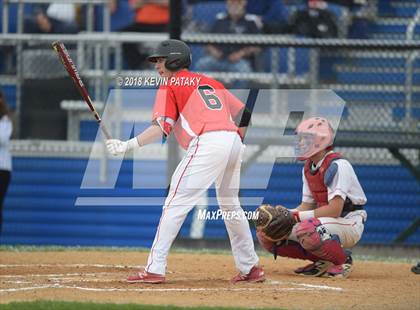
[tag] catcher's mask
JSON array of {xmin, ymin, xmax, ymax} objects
[
  {"xmin": 294, "ymin": 117, "xmax": 334, "ymax": 161},
  {"xmin": 147, "ymin": 39, "xmax": 192, "ymax": 71}
]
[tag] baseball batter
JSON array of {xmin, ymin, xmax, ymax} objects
[
  {"xmin": 256, "ymin": 117, "xmax": 367, "ymax": 278},
  {"xmin": 106, "ymin": 39, "xmax": 264, "ymax": 284}
]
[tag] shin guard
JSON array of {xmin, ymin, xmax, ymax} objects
[{"xmin": 296, "ymin": 218, "xmax": 346, "ymax": 265}]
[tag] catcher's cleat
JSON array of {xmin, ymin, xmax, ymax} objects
[
  {"xmin": 294, "ymin": 262, "xmax": 317, "ymax": 274},
  {"xmin": 324, "ymin": 255, "xmax": 353, "ymax": 278},
  {"xmin": 231, "ymin": 266, "xmax": 266, "ymax": 283},
  {"xmin": 411, "ymin": 262, "xmax": 420, "ymax": 275},
  {"xmin": 126, "ymin": 269, "xmax": 165, "ymax": 284},
  {"xmin": 294, "ymin": 260, "xmax": 332, "ymax": 277}
]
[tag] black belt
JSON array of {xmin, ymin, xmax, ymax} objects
[{"xmin": 341, "ymin": 198, "xmax": 364, "ymax": 217}]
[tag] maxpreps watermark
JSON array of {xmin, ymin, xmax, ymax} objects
[
  {"xmin": 197, "ymin": 209, "xmax": 259, "ymax": 221},
  {"xmin": 116, "ymin": 76, "xmax": 201, "ymax": 87}
]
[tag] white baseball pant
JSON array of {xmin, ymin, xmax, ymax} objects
[
  {"xmin": 145, "ymin": 131, "xmax": 259, "ymax": 275},
  {"xmin": 289, "ymin": 210, "xmax": 367, "ymax": 248}
]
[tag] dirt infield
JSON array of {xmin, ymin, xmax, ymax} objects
[{"xmin": 0, "ymin": 250, "xmax": 418, "ymax": 309}]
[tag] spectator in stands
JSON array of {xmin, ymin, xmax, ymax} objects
[
  {"xmin": 119, "ymin": 0, "xmax": 169, "ymax": 69},
  {"xmin": 195, "ymin": 0, "xmax": 261, "ymax": 87},
  {"xmin": 0, "ymin": 90, "xmax": 12, "ymax": 240},
  {"xmin": 289, "ymin": 0, "xmax": 339, "ymax": 38},
  {"xmin": 24, "ymin": 3, "xmax": 79, "ymax": 34},
  {"xmin": 246, "ymin": 0, "xmax": 289, "ymax": 34}
]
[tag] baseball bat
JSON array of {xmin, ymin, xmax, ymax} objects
[{"xmin": 52, "ymin": 41, "xmax": 112, "ymax": 139}]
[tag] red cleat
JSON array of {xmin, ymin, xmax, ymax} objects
[
  {"xmin": 231, "ymin": 266, "xmax": 265, "ymax": 283},
  {"xmin": 126, "ymin": 269, "xmax": 165, "ymax": 284}
]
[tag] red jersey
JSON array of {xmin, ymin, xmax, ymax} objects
[{"xmin": 152, "ymin": 70, "xmax": 245, "ymax": 149}]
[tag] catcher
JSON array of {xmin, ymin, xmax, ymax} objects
[{"xmin": 255, "ymin": 117, "xmax": 367, "ymax": 278}]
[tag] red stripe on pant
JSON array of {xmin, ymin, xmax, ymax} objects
[{"xmin": 146, "ymin": 139, "xmax": 200, "ymax": 273}]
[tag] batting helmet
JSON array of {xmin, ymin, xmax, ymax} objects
[
  {"xmin": 294, "ymin": 117, "xmax": 334, "ymax": 161},
  {"xmin": 147, "ymin": 39, "xmax": 192, "ymax": 71}
]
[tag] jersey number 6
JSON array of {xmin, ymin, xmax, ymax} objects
[{"xmin": 198, "ymin": 85, "xmax": 223, "ymax": 110}]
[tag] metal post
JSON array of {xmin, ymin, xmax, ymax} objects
[
  {"xmin": 102, "ymin": 1, "xmax": 111, "ymax": 103},
  {"xmin": 287, "ymin": 48, "xmax": 296, "ymax": 78},
  {"xmin": 270, "ymin": 48, "xmax": 280, "ymax": 117},
  {"xmin": 190, "ymin": 196, "xmax": 209, "ymax": 239},
  {"xmin": 405, "ymin": 8, "xmax": 420, "ymax": 132},
  {"xmin": 94, "ymin": 44, "xmax": 102, "ymax": 101},
  {"xmin": 103, "ymin": 1, "xmax": 111, "ymax": 33},
  {"xmin": 309, "ymin": 48, "xmax": 320, "ymax": 88},
  {"xmin": 167, "ymin": 0, "xmax": 182, "ymax": 183},
  {"xmin": 15, "ymin": 0, "xmax": 25, "ymax": 138},
  {"xmin": 87, "ymin": 2, "xmax": 94, "ymax": 32},
  {"xmin": 115, "ymin": 43, "xmax": 123, "ymax": 140},
  {"xmin": 404, "ymin": 52, "xmax": 417, "ymax": 131},
  {"xmin": 77, "ymin": 40, "xmax": 84, "ymax": 70},
  {"xmin": 100, "ymin": 2, "xmax": 111, "ymax": 185},
  {"xmin": 101, "ymin": 44, "xmax": 109, "ymax": 104},
  {"xmin": 115, "ymin": 43, "xmax": 123, "ymax": 74},
  {"xmin": 100, "ymin": 0, "xmax": 111, "ymax": 112},
  {"xmin": 2, "ymin": 0, "xmax": 9, "ymax": 33},
  {"xmin": 86, "ymin": 2, "xmax": 95, "ymax": 73},
  {"xmin": 169, "ymin": 0, "xmax": 181, "ymax": 39},
  {"xmin": 17, "ymin": 0, "xmax": 24, "ymax": 34}
]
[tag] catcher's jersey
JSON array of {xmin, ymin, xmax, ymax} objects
[
  {"xmin": 302, "ymin": 158, "xmax": 367, "ymax": 206},
  {"xmin": 152, "ymin": 69, "xmax": 244, "ymax": 149}
]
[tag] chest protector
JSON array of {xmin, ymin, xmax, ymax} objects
[{"xmin": 304, "ymin": 152, "xmax": 342, "ymax": 208}]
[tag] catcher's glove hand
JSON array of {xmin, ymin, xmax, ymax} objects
[{"xmin": 254, "ymin": 204, "xmax": 296, "ymax": 242}]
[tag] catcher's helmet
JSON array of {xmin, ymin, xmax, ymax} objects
[
  {"xmin": 147, "ymin": 39, "xmax": 192, "ymax": 71},
  {"xmin": 294, "ymin": 117, "xmax": 334, "ymax": 161}
]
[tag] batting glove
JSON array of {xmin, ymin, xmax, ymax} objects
[{"xmin": 106, "ymin": 138, "xmax": 139, "ymax": 156}]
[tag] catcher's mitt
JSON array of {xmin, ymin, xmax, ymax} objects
[{"xmin": 254, "ymin": 204, "xmax": 296, "ymax": 242}]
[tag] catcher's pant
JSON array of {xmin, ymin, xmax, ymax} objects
[
  {"xmin": 289, "ymin": 210, "xmax": 367, "ymax": 249},
  {"xmin": 145, "ymin": 131, "xmax": 259, "ymax": 275}
]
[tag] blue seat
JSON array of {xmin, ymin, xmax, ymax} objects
[
  {"xmin": 336, "ymin": 90, "xmax": 406, "ymax": 102},
  {"xmin": 1, "ymin": 85, "xmax": 16, "ymax": 110},
  {"xmin": 263, "ymin": 47, "xmax": 310, "ymax": 75},
  {"xmin": 190, "ymin": 45, "xmax": 206, "ymax": 70},
  {"xmin": 392, "ymin": 107, "xmax": 420, "ymax": 120},
  {"xmin": 94, "ymin": 0, "xmax": 134, "ymax": 31},
  {"xmin": 378, "ymin": 1, "xmax": 418, "ymax": 18},
  {"xmin": 191, "ymin": 1, "xmax": 226, "ymax": 31},
  {"xmin": 1, "ymin": 2, "xmax": 34, "ymax": 33},
  {"xmin": 369, "ymin": 23, "xmax": 406, "ymax": 35},
  {"xmin": 111, "ymin": 0, "xmax": 134, "ymax": 31},
  {"xmin": 336, "ymin": 72, "xmax": 420, "ymax": 85}
]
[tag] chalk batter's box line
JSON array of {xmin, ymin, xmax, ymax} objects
[
  {"xmin": 0, "ymin": 284, "xmax": 342, "ymax": 293},
  {"xmin": 0, "ymin": 263, "xmax": 343, "ymax": 293}
]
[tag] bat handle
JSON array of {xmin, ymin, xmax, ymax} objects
[{"xmin": 99, "ymin": 122, "xmax": 112, "ymax": 140}]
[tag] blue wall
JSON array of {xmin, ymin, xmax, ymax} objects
[{"xmin": 1, "ymin": 157, "xmax": 419, "ymax": 246}]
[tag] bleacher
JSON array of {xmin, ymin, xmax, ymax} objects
[{"xmin": 318, "ymin": 0, "xmax": 420, "ymax": 125}]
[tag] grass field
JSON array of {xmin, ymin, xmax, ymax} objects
[{"xmin": 0, "ymin": 301, "xmax": 282, "ymax": 310}]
